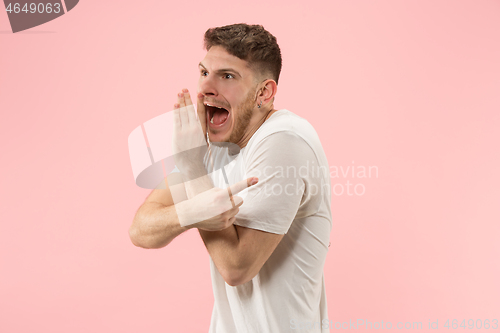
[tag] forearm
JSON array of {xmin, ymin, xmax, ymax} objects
[
  {"xmin": 182, "ymin": 166, "xmax": 214, "ymax": 199},
  {"xmin": 198, "ymin": 226, "xmax": 251, "ymax": 286},
  {"xmin": 185, "ymin": 167, "xmax": 253, "ymax": 284},
  {"xmin": 129, "ymin": 202, "xmax": 191, "ymax": 249}
]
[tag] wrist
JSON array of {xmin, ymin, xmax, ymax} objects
[
  {"xmin": 174, "ymin": 199, "xmax": 196, "ymax": 229},
  {"xmin": 180, "ymin": 163, "xmax": 207, "ymax": 181},
  {"xmin": 183, "ymin": 173, "xmax": 214, "ymax": 199}
]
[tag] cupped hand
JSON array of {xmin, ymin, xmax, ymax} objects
[
  {"xmin": 172, "ymin": 89, "xmax": 208, "ymax": 175},
  {"xmin": 196, "ymin": 91, "xmax": 208, "ymax": 143}
]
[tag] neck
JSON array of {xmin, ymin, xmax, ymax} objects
[{"xmin": 236, "ymin": 107, "xmax": 278, "ymax": 149}]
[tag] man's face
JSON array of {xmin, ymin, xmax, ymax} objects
[{"xmin": 198, "ymin": 46, "xmax": 259, "ymax": 144}]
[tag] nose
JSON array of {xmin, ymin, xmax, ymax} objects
[{"xmin": 198, "ymin": 73, "xmax": 218, "ymax": 97}]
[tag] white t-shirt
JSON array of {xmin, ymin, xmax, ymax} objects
[{"xmin": 200, "ymin": 109, "xmax": 333, "ymax": 333}]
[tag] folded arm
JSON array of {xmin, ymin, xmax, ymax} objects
[{"xmin": 198, "ymin": 225, "xmax": 284, "ymax": 286}]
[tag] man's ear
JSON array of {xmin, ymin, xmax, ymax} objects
[{"xmin": 257, "ymin": 79, "xmax": 278, "ymax": 105}]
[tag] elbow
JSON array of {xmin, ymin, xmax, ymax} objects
[
  {"xmin": 128, "ymin": 224, "xmax": 151, "ymax": 249},
  {"xmin": 128, "ymin": 224, "xmax": 169, "ymax": 249},
  {"xmin": 128, "ymin": 211, "xmax": 159, "ymax": 249},
  {"xmin": 224, "ymin": 275, "xmax": 245, "ymax": 287},
  {"xmin": 221, "ymin": 268, "xmax": 255, "ymax": 287},
  {"xmin": 128, "ymin": 225, "xmax": 143, "ymax": 248}
]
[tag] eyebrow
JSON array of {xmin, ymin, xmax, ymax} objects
[{"xmin": 199, "ymin": 62, "xmax": 242, "ymax": 78}]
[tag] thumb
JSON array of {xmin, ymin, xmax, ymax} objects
[
  {"xmin": 196, "ymin": 93, "xmax": 207, "ymax": 141},
  {"xmin": 232, "ymin": 195, "xmax": 243, "ymax": 208}
]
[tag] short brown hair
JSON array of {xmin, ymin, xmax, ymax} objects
[{"xmin": 203, "ymin": 23, "xmax": 282, "ymax": 85}]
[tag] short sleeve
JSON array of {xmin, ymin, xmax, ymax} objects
[{"xmin": 234, "ymin": 131, "xmax": 322, "ymax": 234}]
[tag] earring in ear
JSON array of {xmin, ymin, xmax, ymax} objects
[{"xmin": 257, "ymin": 101, "xmax": 263, "ymax": 109}]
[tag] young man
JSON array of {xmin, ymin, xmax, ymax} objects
[{"xmin": 129, "ymin": 23, "xmax": 332, "ymax": 332}]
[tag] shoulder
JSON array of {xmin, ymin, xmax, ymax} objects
[
  {"xmin": 244, "ymin": 109, "xmax": 318, "ymax": 155},
  {"xmin": 256, "ymin": 109, "xmax": 315, "ymax": 136},
  {"xmin": 245, "ymin": 129, "xmax": 313, "ymax": 159}
]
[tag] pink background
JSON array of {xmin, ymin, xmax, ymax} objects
[{"xmin": 1, "ymin": 1, "xmax": 499, "ymax": 332}]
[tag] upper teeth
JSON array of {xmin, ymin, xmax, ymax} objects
[
  {"xmin": 206, "ymin": 103, "xmax": 223, "ymax": 109},
  {"xmin": 206, "ymin": 103, "xmax": 226, "ymax": 124}
]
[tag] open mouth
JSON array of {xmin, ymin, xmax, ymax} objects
[{"xmin": 205, "ymin": 103, "xmax": 230, "ymax": 127}]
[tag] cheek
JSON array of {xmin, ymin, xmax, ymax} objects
[{"xmin": 224, "ymin": 86, "xmax": 246, "ymax": 104}]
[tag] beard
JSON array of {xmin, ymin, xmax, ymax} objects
[{"xmin": 227, "ymin": 90, "xmax": 254, "ymax": 144}]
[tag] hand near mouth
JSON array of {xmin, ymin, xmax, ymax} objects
[
  {"xmin": 196, "ymin": 91, "xmax": 208, "ymax": 144},
  {"xmin": 172, "ymin": 89, "xmax": 208, "ymax": 179}
]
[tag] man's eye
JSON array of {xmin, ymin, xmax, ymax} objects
[
  {"xmin": 224, "ymin": 74, "xmax": 234, "ymax": 79},
  {"xmin": 201, "ymin": 70, "xmax": 208, "ymax": 76}
]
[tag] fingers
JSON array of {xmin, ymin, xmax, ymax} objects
[
  {"xmin": 182, "ymin": 88, "xmax": 192, "ymax": 104},
  {"xmin": 228, "ymin": 177, "xmax": 259, "ymax": 197},
  {"xmin": 173, "ymin": 107, "xmax": 181, "ymax": 129},
  {"xmin": 227, "ymin": 216, "xmax": 236, "ymax": 226},
  {"xmin": 197, "ymin": 92, "xmax": 207, "ymax": 139},
  {"xmin": 224, "ymin": 203, "xmax": 240, "ymax": 226},
  {"xmin": 182, "ymin": 89, "xmax": 198, "ymax": 124},
  {"xmin": 177, "ymin": 92, "xmax": 189, "ymax": 125},
  {"xmin": 178, "ymin": 92, "xmax": 186, "ymax": 108},
  {"xmin": 196, "ymin": 92, "xmax": 206, "ymax": 118},
  {"xmin": 232, "ymin": 195, "xmax": 244, "ymax": 208},
  {"xmin": 173, "ymin": 89, "xmax": 208, "ymax": 144},
  {"xmin": 175, "ymin": 89, "xmax": 198, "ymax": 125}
]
